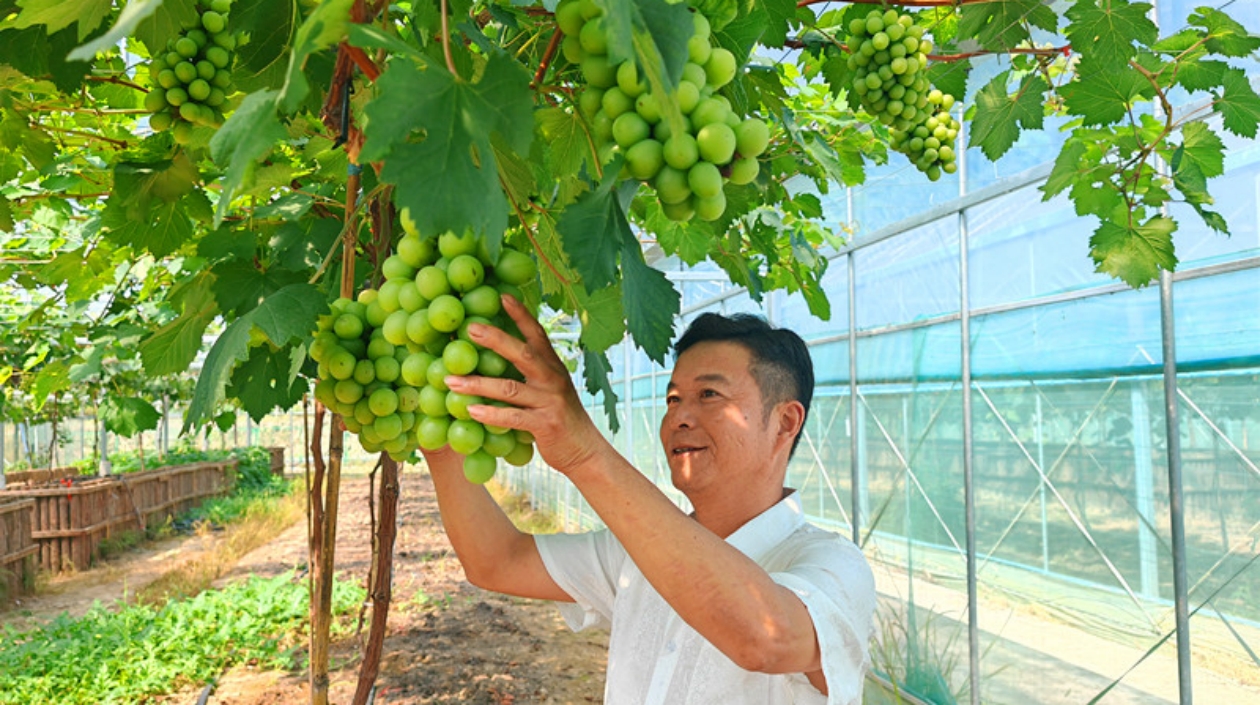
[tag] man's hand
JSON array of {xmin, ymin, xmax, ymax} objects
[{"xmin": 444, "ymin": 294, "xmax": 607, "ymax": 477}]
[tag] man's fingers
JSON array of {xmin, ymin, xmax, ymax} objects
[{"xmin": 446, "ymin": 373, "xmax": 537, "ymax": 407}]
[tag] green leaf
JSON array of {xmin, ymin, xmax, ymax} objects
[
  {"xmin": 101, "ymin": 199, "xmax": 193, "ymax": 258},
  {"xmin": 250, "ymin": 283, "xmax": 328, "ymax": 345},
  {"xmin": 1216, "ymin": 69, "xmax": 1260, "ymax": 139},
  {"xmin": 210, "ymin": 259, "xmax": 307, "ymax": 318},
  {"xmin": 957, "ymin": 0, "xmax": 1058, "ymax": 51},
  {"xmin": 1191, "ymin": 6, "xmax": 1260, "ymax": 58},
  {"xmin": 581, "ymin": 348, "xmax": 620, "ymax": 435},
  {"xmin": 493, "ymin": 134, "xmax": 536, "ymax": 211},
  {"xmin": 1065, "ymin": 0, "xmax": 1157, "ymax": 71},
  {"xmin": 102, "ymin": 396, "xmax": 161, "ymax": 437},
  {"xmin": 782, "ymin": 110, "xmax": 864, "ymax": 187},
  {"xmin": 368, "ymin": 55, "xmax": 534, "ymax": 238},
  {"xmin": 557, "ymin": 167, "xmax": 634, "ymax": 290},
  {"xmin": 535, "ymin": 107, "xmax": 595, "ymax": 182},
  {"xmin": 1174, "ymin": 59, "xmax": 1228, "ymax": 94},
  {"xmin": 1061, "ymin": 60, "xmax": 1149, "ymax": 126},
  {"xmin": 185, "ymin": 313, "xmax": 253, "ymax": 433},
  {"xmin": 232, "ymin": 0, "xmax": 300, "ymax": 93},
  {"xmin": 13, "ymin": 0, "xmax": 112, "ymax": 42},
  {"xmin": 347, "ymin": 22, "xmax": 427, "ymax": 63},
  {"xmin": 760, "ymin": 0, "xmax": 798, "ymax": 48},
  {"xmin": 279, "ymin": 0, "xmax": 353, "ymax": 113},
  {"xmin": 70, "ymin": 0, "xmax": 186, "ymax": 59},
  {"xmin": 1175, "ymin": 121, "xmax": 1225, "ymax": 179},
  {"xmin": 620, "ymin": 241, "xmax": 679, "ymax": 364},
  {"xmin": 647, "ymin": 203, "xmax": 712, "ymax": 265},
  {"xmin": 30, "ymin": 360, "xmax": 71, "ymax": 410},
  {"xmin": 139, "ymin": 302, "xmax": 218, "ymax": 376},
  {"xmin": 0, "ymin": 195, "xmax": 11, "ymax": 232},
  {"xmin": 576, "ymin": 285, "xmax": 626, "ymax": 353},
  {"xmin": 532, "ymin": 210, "xmax": 580, "ymax": 297},
  {"xmin": 228, "ymin": 344, "xmax": 309, "ymax": 421},
  {"xmin": 970, "ymin": 72, "xmax": 1048, "ymax": 161},
  {"xmin": 928, "ymin": 60, "xmax": 971, "ymax": 104},
  {"xmin": 597, "ymin": 0, "xmax": 691, "ymax": 85},
  {"xmin": 210, "ymin": 89, "xmax": 286, "ymax": 226},
  {"xmin": 1089, "ymin": 215, "xmax": 1177, "ymax": 287},
  {"xmin": 1042, "ymin": 139, "xmax": 1091, "ymax": 199}
]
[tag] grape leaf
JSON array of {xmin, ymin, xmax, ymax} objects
[
  {"xmin": 1042, "ymin": 138, "xmax": 1092, "ymax": 199},
  {"xmin": 597, "ymin": 0, "xmax": 690, "ymax": 87},
  {"xmin": 1089, "ymin": 216, "xmax": 1176, "ymax": 287},
  {"xmin": 581, "ymin": 348, "xmax": 620, "ymax": 434},
  {"xmin": 1173, "ymin": 122, "xmax": 1224, "ymax": 179},
  {"xmin": 1191, "ymin": 6, "xmax": 1260, "ymax": 58},
  {"xmin": 646, "ymin": 203, "xmax": 711, "ymax": 265},
  {"xmin": 970, "ymin": 72, "xmax": 1048, "ymax": 161},
  {"xmin": 532, "ymin": 210, "xmax": 580, "ymax": 297},
  {"xmin": 101, "ymin": 395, "xmax": 161, "ymax": 437},
  {"xmin": 557, "ymin": 166, "xmax": 634, "ymax": 290},
  {"xmin": 1216, "ymin": 69, "xmax": 1260, "ymax": 139},
  {"xmin": 250, "ymin": 283, "xmax": 328, "ymax": 345},
  {"xmin": 228, "ymin": 344, "xmax": 309, "ymax": 421},
  {"xmin": 576, "ymin": 284, "xmax": 626, "ymax": 353},
  {"xmin": 139, "ymin": 301, "xmax": 218, "ymax": 376},
  {"xmin": 30, "ymin": 360, "xmax": 70, "ymax": 410},
  {"xmin": 1065, "ymin": 0, "xmax": 1157, "ymax": 71},
  {"xmin": 13, "ymin": 0, "xmax": 111, "ymax": 42},
  {"xmin": 928, "ymin": 60, "xmax": 971, "ymax": 104},
  {"xmin": 0, "ymin": 195, "xmax": 11, "ymax": 233},
  {"xmin": 1174, "ymin": 59, "xmax": 1228, "ymax": 94},
  {"xmin": 233, "ymin": 0, "xmax": 300, "ymax": 93},
  {"xmin": 210, "ymin": 259, "xmax": 307, "ymax": 318},
  {"xmin": 1061, "ymin": 60, "xmax": 1149, "ymax": 126},
  {"xmin": 101, "ymin": 199, "xmax": 193, "ymax": 258},
  {"xmin": 210, "ymin": 89, "xmax": 287, "ymax": 226},
  {"xmin": 760, "ymin": 0, "xmax": 798, "ymax": 48},
  {"xmin": 620, "ymin": 240, "xmax": 679, "ymax": 364},
  {"xmin": 957, "ymin": 0, "xmax": 1058, "ymax": 51},
  {"xmin": 367, "ymin": 55, "xmax": 533, "ymax": 238},
  {"xmin": 279, "ymin": 0, "xmax": 353, "ymax": 113},
  {"xmin": 68, "ymin": 0, "xmax": 181, "ymax": 59},
  {"xmin": 535, "ymin": 107, "xmax": 595, "ymax": 183}
]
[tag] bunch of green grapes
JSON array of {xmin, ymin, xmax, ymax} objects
[
  {"xmin": 143, "ymin": 0, "xmax": 237, "ymax": 144},
  {"xmin": 555, "ymin": 0, "xmax": 770, "ymax": 222},
  {"xmin": 845, "ymin": 8, "xmax": 958, "ymax": 180},
  {"xmin": 309, "ymin": 212, "xmax": 540, "ymax": 484},
  {"xmin": 888, "ymin": 89, "xmax": 959, "ymax": 181}
]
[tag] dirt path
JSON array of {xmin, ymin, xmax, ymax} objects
[{"xmin": 4, "ymin": 470, "xmax": 609, "ymax": 704}]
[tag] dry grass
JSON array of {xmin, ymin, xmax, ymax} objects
[
  {"xmin": 487, "ymin": 479, "xmax": 563, "ymax": 534},
  {"xmin": 134, "ymin": 490, "xmax": 305, "ymax": 605}
]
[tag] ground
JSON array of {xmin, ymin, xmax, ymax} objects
[{"xmin": 1, "ymin": 470, "xmax": 609, "ymax": 705}]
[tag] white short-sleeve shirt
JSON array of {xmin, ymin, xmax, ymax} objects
[{"xmin": 535, "ymin": 492, "xmax": 876, "ymax": 705}]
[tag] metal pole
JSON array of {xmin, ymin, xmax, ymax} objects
[
  {"xmin": 847, "ymin": 252, "xmax": 860, "ymax": 545},
  {"xmin": 959, "ymin": 207, "xmax": 981, "ymax": 705},
  {"xmin": 1160, "ymin": 268, "xmax": 1193, "ymax": 704}
]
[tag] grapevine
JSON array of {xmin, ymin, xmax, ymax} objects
[
  {"xmin": 142, "ymin": 0, "xmax": 238, "ymax": 144},
  {"xmin": 309, "ymin": 212, "xmax": 540, "ymax": 484}
]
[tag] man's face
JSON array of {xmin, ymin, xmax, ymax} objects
[{"xmin": 659, "ymin": 340, "xmax": 780, "ymax": 498}]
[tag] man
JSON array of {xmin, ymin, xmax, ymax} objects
[{"xmin": 423, "ymin": 296, "xmax": 876, "ymax": 704}]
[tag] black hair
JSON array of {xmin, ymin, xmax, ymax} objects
[{"xmin": 673, "ymin": 313, "xmax": 814, "ymax": 458}]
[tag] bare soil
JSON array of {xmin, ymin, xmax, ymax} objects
[{"xmin": 2, "ymin": 471, "xmax": 609, "ymax": 705}]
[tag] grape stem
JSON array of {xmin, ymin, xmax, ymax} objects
[
  {"xmin": 504, "ymin": 185, "xmax": 572, "ymax": 286},
  {"xmin": 440, "ymin": 0, "xmax": 459, "ymax": 77},
  {"xmin": 532, "ymin": 28, "xmax": 562, "ymax": 88},
  {"xmin": 86, "ymin": 75, "xmax": 147, "ymax": 92},
  {"xmin": 39, "ymin": 124, "xmax": 130, "ymax": 149}
]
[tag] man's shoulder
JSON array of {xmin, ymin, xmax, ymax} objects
[{"xmin": 776, "ymin": 522, "xmax": 869, "ymax": 569}]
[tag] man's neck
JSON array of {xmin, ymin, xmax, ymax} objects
[{"xmin": 689, "ymin": 486, "xmax": 789, "ymax": 539}]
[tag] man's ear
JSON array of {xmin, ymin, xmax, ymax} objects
[{"xmin": 776, "ymin": 400, "xmax": 806, "ymax": 449}]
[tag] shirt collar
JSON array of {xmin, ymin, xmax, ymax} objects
[{"xmin": 724, "ymin": 489, "xmax": 806, "ymax": 563}]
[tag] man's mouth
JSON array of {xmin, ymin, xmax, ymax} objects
[{"xmin": 671, "ymin": 446, "xmax": 705, "ymax": 456}]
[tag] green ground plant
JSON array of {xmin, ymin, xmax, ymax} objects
[{"xmin": 0, "ymin": 571, "xmax": 364, "ymax": 705}]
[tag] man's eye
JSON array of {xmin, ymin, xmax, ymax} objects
[
  {"xmin": 701, "ymin": 389, "xmax": 719, "ymax": 398},
  {"xmin": 665, "ymin": 395, "xmax": 680, "ymax": 405}
]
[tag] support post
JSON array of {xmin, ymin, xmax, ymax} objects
[
  {"xmin": 848, "ymin": 252, "xmax": 862, "ymax": 544},
  {"xmin": 1159, "ymin": 269, "xmax": 1193, "ymax": 705},
  {"xmin": 959, "ymin": 207, "xmax": 981, "ymax": 705}
]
